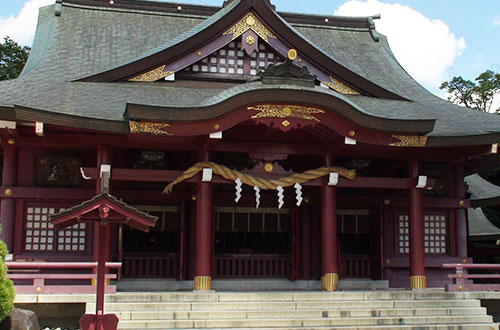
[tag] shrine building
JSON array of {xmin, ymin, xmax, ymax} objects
[{"xmin": 2, "ymin": 0, "xmax": 500, "ymax": 292}]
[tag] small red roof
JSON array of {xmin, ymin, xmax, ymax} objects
[{"xmin": 50, "ymin": 193, "xmax": 157, "ymax": 232}]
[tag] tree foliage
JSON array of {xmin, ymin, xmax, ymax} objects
[
  {"xmin": 440, "ymin": 70, "xmax": 500, "ymax": 113},
  {"xmin": 0, "ymin": 226, "xmax": 14, "ymax": 322},
  {"xmin": 0, "ymin": 36, "xmax": 30, "ymax": 81}
]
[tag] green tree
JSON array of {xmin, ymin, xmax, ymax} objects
[
  {"xmin": 0, "ymin": 36, "xmax": 30, "ymax": 81},
  {"xmin": 440, "ymin": 70, "xmax": 500, "ymax": 113},
  {"xmin": 0, "ymin": 226, "xmax": 14, "ymax": 322}
]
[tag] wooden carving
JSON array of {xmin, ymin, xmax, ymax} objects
[{"xmin": 35, "ymin": 156, "xmax": 82, "ymax": 187}]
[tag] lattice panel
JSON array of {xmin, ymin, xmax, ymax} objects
[
  {"xmin": 398, "ymin": 215, "xmax": 410, "ymax": 254},
  {"xmin": 24, "ymin": 206, "xmax": 87, "ymax": 253},
  {"xmin": 24, "ymin": 207, "xmax": 56, "ymax": 252},
  {"xmin": 182, "ymin": 40, "xmax": 284, "ymax": 76},
  {"xmin": 397, "ymin": 214, "xmax": 447, "ymax": 255},
  {"xmin": 424, "ymin": 215, "xmax": 447, "ymax": 254}
]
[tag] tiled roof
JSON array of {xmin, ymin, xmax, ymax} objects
[{"xmin": 1, "ymin": 0, "xmax": 500, "ymax": 141}]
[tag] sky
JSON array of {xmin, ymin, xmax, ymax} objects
[{"xmin": 0, "ymin": 0, "xmax": 499, "ymax": 102}]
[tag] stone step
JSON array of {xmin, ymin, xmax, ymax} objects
[
  {"xmin": 116, "ymin": 315, "xmax": 494, "ymax": 329},
  {"xmin": 119, "ymin": 325, "xmax": 497, "ymax": 330},
  {"xmin": 105, "ymin": 291, "xmax": 468, "ymax": 303},
  {"xmin": 110, "ymin": 306, "xmax": 488, "ymax": 321},
  {"xmin": 87, "ymin": 298, "xmax": 481, "ymax": 313}
]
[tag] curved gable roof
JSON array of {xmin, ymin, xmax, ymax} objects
[
  {"xmin": 1, "ymin": 0, "xmax": 500, "ymax": 146},
  {"xmin": 78, "ymin": 0, "xmax": 404, "ymax": 100}
]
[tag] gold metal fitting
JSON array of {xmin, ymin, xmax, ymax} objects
[
  {"xmin": 287, "ymin": 49, "xmax": 298, "ymax": 61},
  {"xmin": 36, "ymin": 287, "xmax": 41, "ymax": 293},
  {"xmin": 7, "ymin": 138, "xmax": 15, "ymax": 144},
  {"xmin": 4, "ymin": 189, "xmax": 12, "ymax": 196},
  {"xmin": 459, "ymin": 200, "xmax": 465, "ymax": 207},
  {"xmin": 324, "ymin": 18, "xmax": 329, "ymax": 23},
  {"xmin": 245, "ymin": 35, "xmax": 255, "ymax": 45},
  {"xmin": 191, "ymin": 194, "xmax": 197, "ymax": 201},
  {"xmin": 298, "ymin": 58, "xmax": 302, "ymax": 63},
  {"xmin": 246, "ymin": 15, "xmax": 256, "ymax": 26},
  {"xmin": 348, "ymin": 130, "xmax": 355, "ymax": 137},
  {"xmin": 386, "ymin": 259, "xmax": 391, "ymax": 265},
  {"xmin": 197, "ymin": 51, "xmax": 202, "ymax": 56},
  {"xmin": 410, "ymin": 275, "xmax": 426, "ymax": 289},
  {"xmin": 109, "ymin": 0, "xmax": 114, "ymax": 4},
  {"xmin": 384, "ymin": 199, "xmax": 390, "ymax": 205},
  {"xmin": 282, "ymin": 120, "xmax": 290, "ymax": 127},
  {"xmin": 462, "ymin": 259, "xmax": 467, "ymax": 264},
  {"xmin": 304, "ymin": 196, "xmax": 310, "ymax": 203},
  {"xmin": 194, "ymin": 276, "xmax": 212, "ymax": 291},
  {"xmin": 321, "ymin": 273, "xmax": 338, "ymax": 291},
  {"xmin": 213, "ymin": 123, "xmax": 220, "ymax": 130},
  {"xmin": 264, "ymin": 163, "xmax": 273, "ymax": 173},
  {"xmin": 458, "ymin": 286, "xmax": 463, "ymax": 291},
  {"xmin": 177, "ymin": 5, "xmax": 182, "ymax": 10}
]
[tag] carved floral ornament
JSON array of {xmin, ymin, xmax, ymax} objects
[
  {"xmin": 223, "ymin": 12, "xmax": 277, "ymax": 43},
  {"xmin": 128, "ymin": 65, "xmax": 174, "ymax": 82},
  {"xmin": 248, "ymin": 104, "xmax": 325, "ymax": 122},
  {"xmin": 389, "ymin": 135, "xmax": 428, "ymax": 147},
  {"xmin": 322, "ymin": 76, "xmax": 360, "ymax": 95},
  {"xmin": 129, "ymin": 121, "xmax": 173, "ymax": 136}
]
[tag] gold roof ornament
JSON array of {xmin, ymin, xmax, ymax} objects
[
  {"xmin": 128, "ymin": 65, "xmax": 173, "ymax": 82},
  {"xmin": 322, "ymin": 76, "xmax": 360, "ymax": 95},
  {"xmin": 129, "ymin": 121, "xmax": 173, "ymax": 136},
  {"xmin": 223, "ymin": 12, "xmax": 277, "ymax": 42},
  {"xmin": 389, "ymin": 135, "xmax": 428, "ymax": 147},
  {"xmin": 287, "ymin": 49, "xmax": 298, "ymax": 61},
  {"xmin": 248, "ymin": 104, "xmax": 325, "ymax": 122}
]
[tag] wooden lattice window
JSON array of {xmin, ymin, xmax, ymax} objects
[
  {"xmin": 424, "ymin": 215, "xmax": 447, "ymax": 254},
  {"xmin": 397, "ymin": 213, "xmax": 447, "ymax": 255},
  {"xmin": 23, "ymin": 205, "xmax": 87, "ymax": 253},
  {"xmin": 181, "ymin": 40, "xmax": 284, "ymax": 77},
  {"xmin": 397, "ymin": 214, "xmax": 410, "ymax": 254}
]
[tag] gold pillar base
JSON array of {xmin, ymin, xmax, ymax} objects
[
  {"xmin": 91, "ymin": 278, "xmax": 110, "ymax": 286},
  {"xmin": 410, "ymin": 275, "xmax": 426, "ymax": 289},
  {"xmin": 321, "ymin": 273, "xmax": 338, "ymax": 291},
  {"xmin": 194, "ymin": 276, "xmax": 212, "ymax": 291}
]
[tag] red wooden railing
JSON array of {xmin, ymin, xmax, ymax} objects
[
  {"xmin": 341, "ymin": 255, "xmax": 371, "ymax": 278},
  {"xmin": 122, "ymin": 253, "xmax": 178, "ymax": 278},
  {"xmin": 443, "ymin": 263, "xmax": 500, "ymax": 292},
  {"xmin": 215, "ymin": 254, "xmax": 290, "ymax": 278},
  {"xmin": 6, "ymin": 261, "xmax": 121, "ymax": 294}
]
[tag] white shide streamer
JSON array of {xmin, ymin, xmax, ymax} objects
[
  {"xmin": 294, "ymin": 183, "xmax": 303, "ymax": 206},
  {"xmin": 234, "ymin": 178, "xmax": 242, "ymax": 203},
  {"xmin": 277, "ymin": 185, "xmax": 284, "ymax": 209},
  {"xmin": 254, "ymin": 186, "xmax": 261, "ymax": 209}
]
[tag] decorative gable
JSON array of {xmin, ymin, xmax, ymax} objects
[{"xmin": 125, "ymin": 8, "xmax": 362, "ymax": 95}]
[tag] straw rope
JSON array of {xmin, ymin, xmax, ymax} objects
[{"xmin": 162, "ymin": 162, "xmax": 355, "ymax": 194}]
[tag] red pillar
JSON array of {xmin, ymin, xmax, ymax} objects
[
  {"xmin": 93, "ymin": 146, "xmax": 112, "ymax": 262},
  {"xmin": 194, "ymin": 149, "xmax": 213, "ymax": 291},
  {"xmin": 0, "ymin": 145, "xmax": 18, "ymax": 251},
  {"xmin": 301, "ymin": 204, "xmax": 312, "ymax": 280},
  {"xmin": 321, "ymin": 154, "xmax": 338, "ymax": 291},
  {"xmin": 453, "ymin": 163, "xmax": 467, "ymax": 259},
  {"xmin": 408, "ymin": 159, "xmax": 426, "ymax": 289}
]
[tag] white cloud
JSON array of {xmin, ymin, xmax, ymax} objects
[
  {"xmin": 0, "ymin": 0, "xmax": 54, "ymax": 46},
  {"xmin": 494, "ymin": 17, "xmax": 500, "ymax": 26},
  {"xmin": 335, "ymin": 0, "xmax": 466, "ymax": 90},
  {"xmin": 492, "ymin": 94, "xmax": 500, "ymax": 113}
]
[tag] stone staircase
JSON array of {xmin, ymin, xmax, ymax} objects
[{"xmin": 86, "ymin": 291, "xmax": 499, "ymax": 329}]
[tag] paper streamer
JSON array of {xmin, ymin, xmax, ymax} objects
[
  {"xmin": 235, "ymin": 178, "xmax": 242, "ymax": 203},
  {"xmin": 294, "ymin": 183, "xmax": 303, "ymax": 206},
  {"xmin": 277, "ymin": 186, "xmax": 284, "ymax": 209},
  {"xmin": 254, "ymin": 186, "xmax": 261, "ymax": 209}
]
